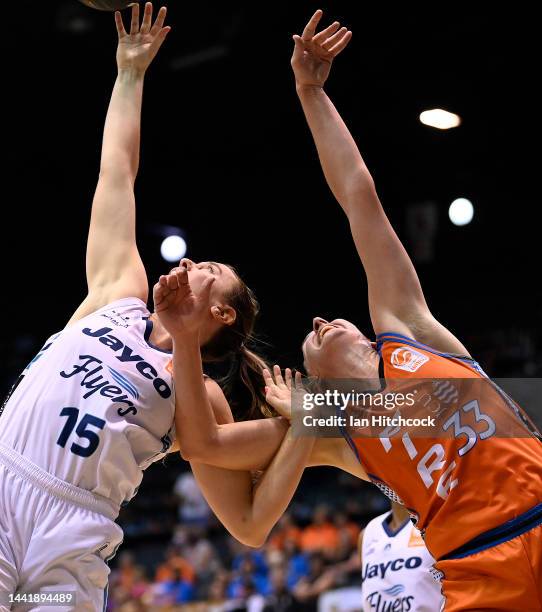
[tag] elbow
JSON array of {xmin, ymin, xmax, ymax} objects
[
  {"xmin": 232, "ymin": 526, "xmax": 269, "ymax": 549},
  {"xmin": 177, "ymin": 434, "xmax": 218, "ymax": 463},
  {"xmin": 341, "ymin": 174, "xmax": 377, "ymax": 211},
  {"xmin": 98, "ymin": 161, "xmax": 137, "ymax": 184}
]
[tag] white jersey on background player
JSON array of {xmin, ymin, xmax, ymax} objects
[{"xmin": 360, "ymin": 503, "xmax": 443, "ymax": 612}]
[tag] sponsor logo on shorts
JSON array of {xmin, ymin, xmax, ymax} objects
[{"xmin": 391, "ymin": 347, "xmax": 429, "ymax": 372}]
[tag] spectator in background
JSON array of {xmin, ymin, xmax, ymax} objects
[
  {"xmin": 121, "ymin": 566, "xmax": 149, "ymax": 609},
  {"xmin": 293, "ymin": 553, "xmax": 329, "ymax": 612},
  {"xmin": 300, "ymin": 505, "xmax": 339, "ymax": 560},
  {"xmin": 274, "ymin": 540, "xmax": 310, "ymax": 589},
  {"xmin": 268, "ymin": 513, "xmax": 302, "ymax": 551},
  {"xmin": 205, "ymin": 571, "xmax": 232, "ymax": 612},
  {"xmin": 149, "ymin": 567, "xmax": 195, "ymax": 607},
  {"xmin": 110, "ymin": 552, "xmax": 137, "ymax": 594},
  {"xmin": 230, "ymin": 543, "xmax": 268, "ymax": 579},
  {"xmin": 173, "ymin": 471, "xmax": 212, "ymax": 526},
  {"xmin": 154, "ymin": 545, "xmax": 195, "ymax": 584},
  {"xmin": 228, "ymin": 556, "xmax": 269, "ymax": 599},
  {"xmin": 334, "ymin": 511, "xmax": 361, "ymax": 561},
  {"xmin": 263, "ymin": 565, "xmax": 298, "ymax": 612},
  {"xmin": 172, "ymin": 524, "xmax": 221, "ymax": 582}
]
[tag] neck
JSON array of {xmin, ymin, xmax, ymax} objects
[
  {"xmin": 329, "ymin": 344, "xmax": 381, "ymax": 381},
  {"xmin": 390, "ymin": 504, "xmax": 410, "ymax": 529},
  {"xmin": 148, "ymin": 313, "xmax": 174, "ymax": 351}
]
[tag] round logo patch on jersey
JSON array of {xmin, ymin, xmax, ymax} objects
[{"xmin": 391, "ymin": 347, "xmax": 429, "ymax": 372}]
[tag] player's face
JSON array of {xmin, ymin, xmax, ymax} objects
[
  {"xmin": 302, "ymin": 317, "xmax": 378, "ymax": 378},
  {"xmin": 180, "ymin": 258, "xmax": 239, "ymax": 306}
]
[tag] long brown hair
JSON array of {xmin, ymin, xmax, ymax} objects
[{"xmin": 200, "ymin": 267, "xmax": 274, "ymax": 421}]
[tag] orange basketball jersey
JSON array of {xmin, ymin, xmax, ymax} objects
[{"xmin": 343, "ymin": 332, "xmax": 542, "ymax": 561}]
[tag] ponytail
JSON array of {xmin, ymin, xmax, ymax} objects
[{"xmin": 200, "ymin": 266, "xmax": 276, "ymax": 420}]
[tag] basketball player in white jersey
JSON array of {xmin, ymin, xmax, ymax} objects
[
  {"xmin": 0, "ymin": 5, "xmax": 327, "ymax": 610},
  {"xmin": 361, "ymin": 502, "xmax": 443, "ymax": 612}
]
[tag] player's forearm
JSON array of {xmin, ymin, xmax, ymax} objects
[
  {"xmin": 247, "ymin": 433, "xmax": 315, "ymax": 545},
  {"xmin": 99, "ymin": 69, "xmax": 145, "ymax": 181},
  {"xmin": 171, "ymin": 333, "xmax": 289, "ymax": 469},
  {"xmin": 191, "ymin": 432, "xmax": 315, "ymax": 547},
  {"xmin": 171, "ymin": 332, "xmax": 221, "ymax": 457},
  {"xmin": 297, "ymin": 85, "xmax": 376, "ymax": 215}
]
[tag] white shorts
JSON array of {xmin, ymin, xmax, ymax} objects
[{"xmin": 0, "ymin": 444, "xmax": 123, "ymax": 612}]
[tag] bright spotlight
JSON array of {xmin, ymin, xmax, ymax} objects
[
  {"xmin": 419, "ymin": 109, "xmax": 461, "ymax": 130},
  {"xmin": 161, "ymin": 235, "xmax": 187, "ymax": 262},
  {"xmin": 449, "ymin": 198, "xmax": 474, "ymax": 226}
]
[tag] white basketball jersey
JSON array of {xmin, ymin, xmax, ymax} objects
[
  {"xmin": 361, "ymin": 512, "xmax": 443, "ymax": 612},
  {"xmin": 0, "ymin": 298, "xmax": 176, "ymax": 511}
]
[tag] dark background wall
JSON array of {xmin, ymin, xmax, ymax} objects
[{"xmin": 2, "ymin": 2, "xmax": 541, "ymax": 386}]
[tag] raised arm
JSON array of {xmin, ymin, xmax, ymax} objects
[
  {"xmin": 292, "ymin": 11, "xmax": 468, "ymax": 354},
  {"xmin": 68, "ymin": 3, "xmax": 171, "ymax": 325}
]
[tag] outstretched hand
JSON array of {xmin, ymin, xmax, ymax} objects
[
  {"xmin": 153, "ymin": 264, "xmax": 215, "ymax": 339},
  {"xmin": 263, "ymin": 366, "xmax": 305, "ymax": 421},
  {"xmin": 291, "ymin": 10, "xmax": 352, "ymax": 89},
  {"xmin": 116, "ymin": 2, "xmax": 171, "ymax": 73}
]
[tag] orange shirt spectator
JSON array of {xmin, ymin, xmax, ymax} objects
[
  {"xmin": 300, "ymin": 505, "xmax": 339, "ymax": 555},
  {"xmin": 269, "ymin": 513, "xmax": 302, "ymax": 551},
  {"xmin": 155, "ymin": 553, "xmax": 195, "ymax": 584}
]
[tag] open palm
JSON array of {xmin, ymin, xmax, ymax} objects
[
  {"xmin": 263, "ymin": 366, "xmax": 305, "ymax": 421},
  {"xmin": 116, "ymin": 2, "xmax": 171, "ymax": 73}
]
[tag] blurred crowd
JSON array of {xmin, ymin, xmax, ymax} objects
[{"xmin": 106, "ymin": 471, "xmax": 388, "ymax": 612}]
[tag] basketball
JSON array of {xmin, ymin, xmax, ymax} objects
[{"xmin": 78, "ymin": 0, "xmax": 140, "ymax": 11}]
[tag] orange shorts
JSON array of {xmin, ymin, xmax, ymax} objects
[{"xmin": 436, "ymin": 523, "xmax": 542, "ymax": 611}]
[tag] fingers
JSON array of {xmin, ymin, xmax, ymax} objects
[
  {"xmin": 262, "ymin": 365, "xmax": 297, "ymax": 390},
  {"xmin": 140, "ymin": 1, "xmax": 153, "ymax": 35},
  {"xmin": 291, "ymin": 34, "xmax": 306, "ymax": 61},
  {"xmin": 262, "ymin": 368, "xmax": 274, "ymax": 388},
  {"xmin": 150, "ymin": 5, "xmax": 168, "ymax": 36},
  {"xmin": 312, "ymin": 20, "xmax": 340, "ymax": 45},
  {"xmin": 171, "ymin": 266, "xmax": 189, "ymax": 286},
  {"xmin": 301, "ymin": 9, "xmax": 323, "ymax": 42},
  {"xmin": 273, "ymin": 365, "xmax": 285, "ymax": 388},
  {"xmin": 294, "ymin": 370, "xmax": 303, "ymax": 390},
  {"xmin": 130, "ymin": 2, "xmax": 140, "ymax": 35},
  {"xmin": 321, "ymin": 26, "xmax": 347, "ymax": 51},
  {"xmin": 115, "ymin": 11, "xmax": 127, "ymax": 37},
  {"xmin": 284, "ymin": 368, "xmax": 292, "ymax": 389},
  {"xmin": 153, "ymin": 279, "xmax": 169, "ymax": 307},
  {"xmin": 166, "ymin": 273, "xmax": 179, "ymax": 290},
  {"xmin": 328, "ymin": 30, "xmax": 352, "ymax": 56},
  {"xmin": 150, "ymin": 24, "xmax": 171, "ymax": 53}
]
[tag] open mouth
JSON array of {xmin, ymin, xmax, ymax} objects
[{"xmin": 319, "ymin": 324, "xmax": 337, "ymax": 341}]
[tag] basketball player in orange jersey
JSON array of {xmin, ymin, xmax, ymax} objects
[
  {"xmin": 155, "ymin": 10, "xmax": 542, "ymax": 611},
  {"xmin": 286, "ymin": 10, "xmax": 542, "ymax": 610}
]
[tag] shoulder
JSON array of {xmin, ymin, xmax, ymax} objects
[
  {"xmin": 66, "ymin": 296, "xmax": 149, "ymax": 329},
  {"xmin": 203, "ymin": 377, "xmax": 234, "ymax": 425},
  {"xmin": 377, "ymin": 332, "xmax": 474, "ymax": 377}
]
